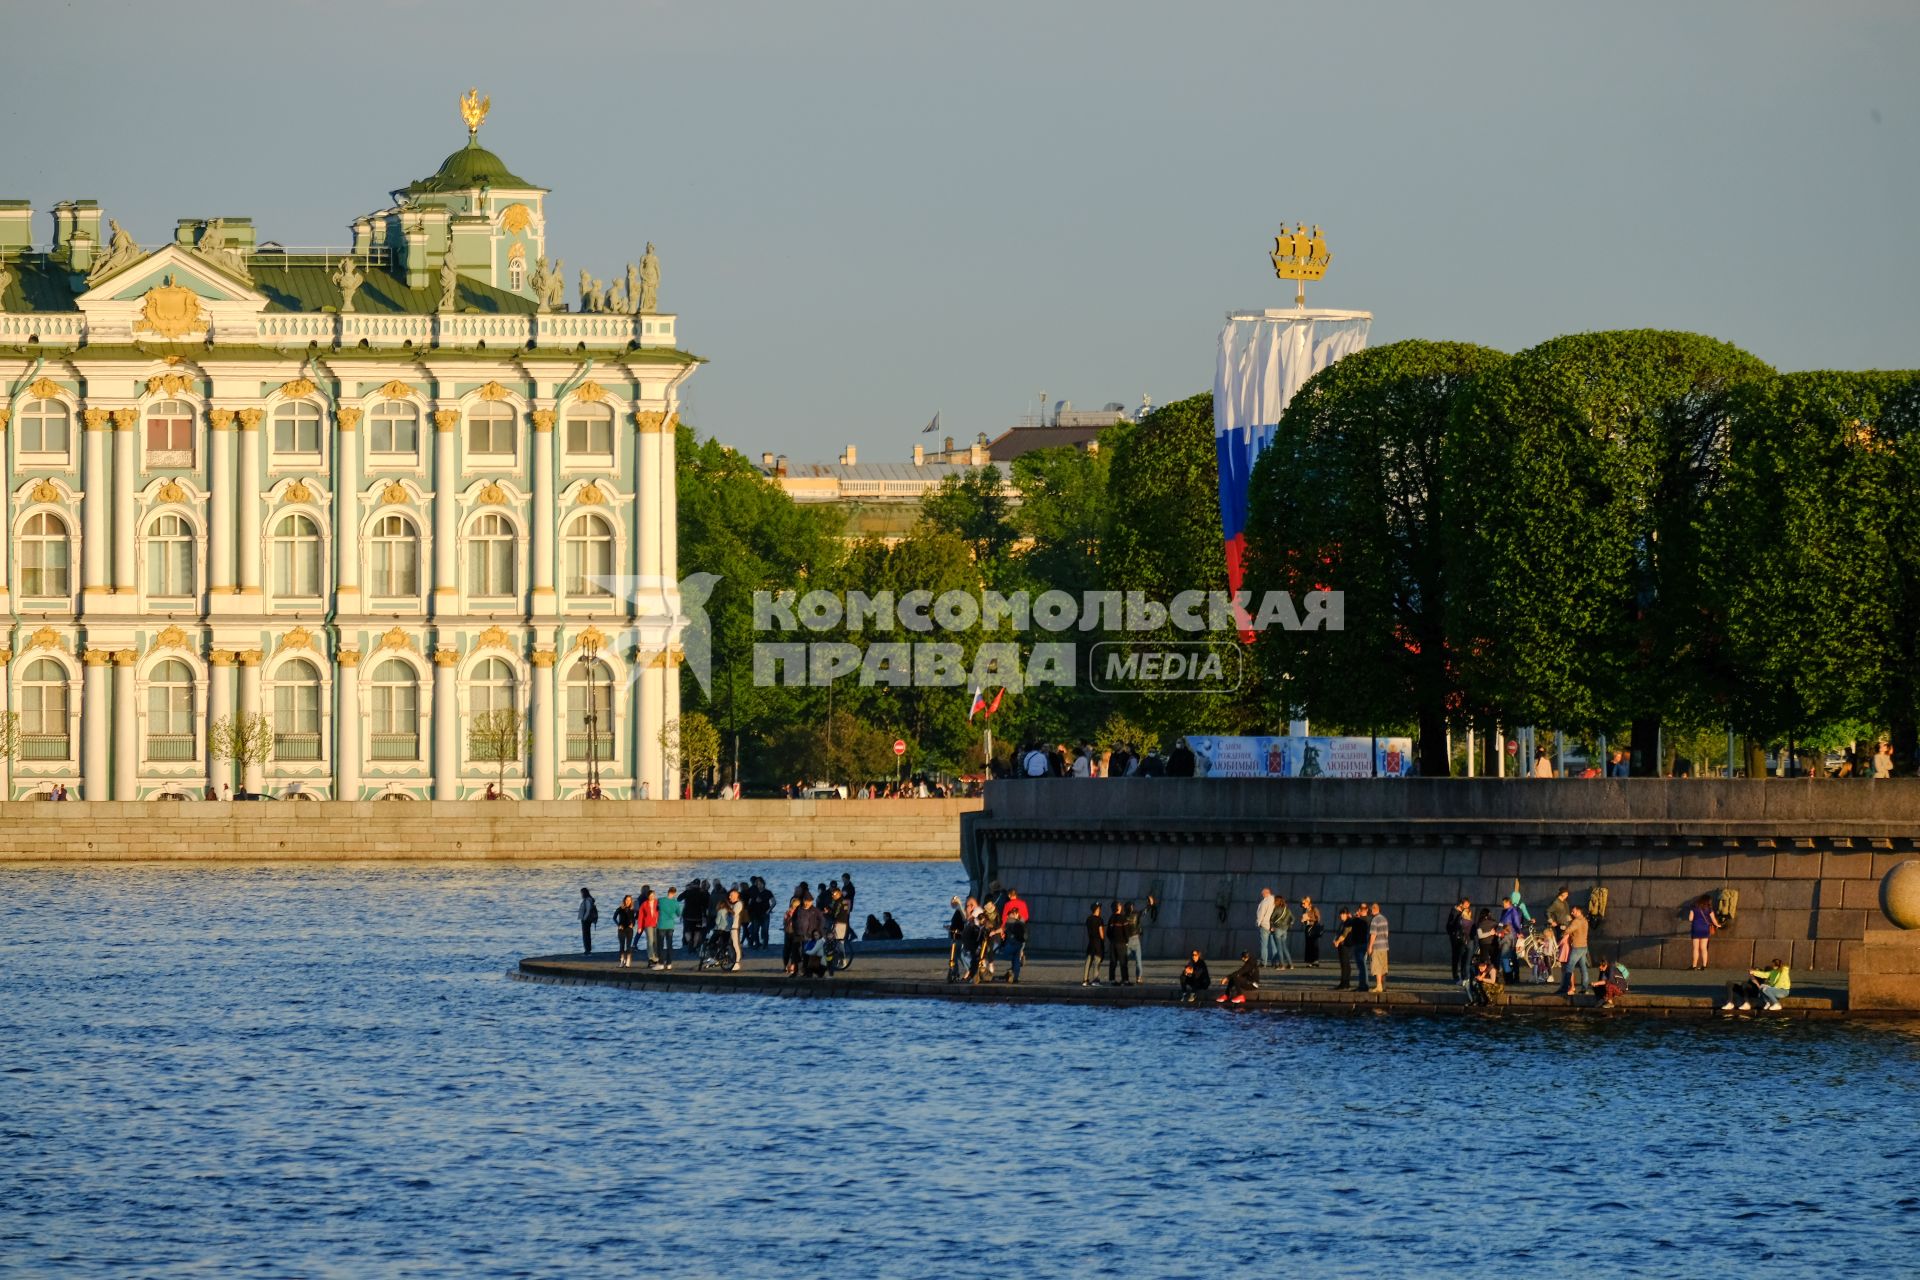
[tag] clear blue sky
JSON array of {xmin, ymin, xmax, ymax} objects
[{"xmin": 4, "ymin": 1, "xmax": 1914, "ymax": 463}]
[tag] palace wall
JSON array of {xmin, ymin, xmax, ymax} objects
[
  {"xmin": 967, "ymin": 780, "xmax": 1919, "ymax": 973},
  {"xmin": 0, "ymin": 797, "xmax": 979, "ymax": 863}
]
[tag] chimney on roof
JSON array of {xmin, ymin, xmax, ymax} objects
[
  {"xmin": 970, "ymin": 442, "xmax": 986, "ymax": 465},
  {"xmin": 976, "ymin": 431, "xmax": 989, "ymax": 445},
  {"xmin": 775, "ymin": 454, "xmax": 788, "ymax": 477},
  {"xmin": 912, "ymin": 444, "xmax": 924, "ymax": 467},
  {"xmin": 761, "ymin": 451, "xmax": 775, "ymax": 467},
  {"xmin": 844, "ymin": 444, "xmax": 857, "ymax": 466},
  {"xmin": 943, "ymin": 435, "xmax": 954, "ymax": 452}
]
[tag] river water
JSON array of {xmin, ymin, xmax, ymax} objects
[{"xmin": 4, "ymin": 860, "xmax": 1918, "ymax": 1278}]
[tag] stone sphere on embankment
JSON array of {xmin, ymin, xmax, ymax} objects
[{"xmin": 1882, "ymin": 859, "xmax": 1920, "ymax": 930}]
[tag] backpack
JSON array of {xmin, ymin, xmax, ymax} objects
[
  {"xmin": 587, "ymin": 901, "xmax": 599, "ymax": 925},
  {"xmin": 1587, "ymin": 886, "xmax": 1609, "ymax": 922},
  {"xmin": 1715, "ymin": 886, "xmax": 1738, "ymax": 923}
]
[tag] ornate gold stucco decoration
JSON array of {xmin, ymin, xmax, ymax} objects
[
  {"xmin": 477, "ymin": 381, "xmax": 512, "ymax": 402},
  {"xmin": 280, "ymin": 378, "xmax": 318, "ymax": 400},
  {"xmin": 209, "ymin": 650, "xmax": 236, "ymax": 667},
  {"xmin": 276, "ymin": 627, "xmax": 315, "ymax": 654},
  {"xmin": 284, "ymin": 480, "xmax": 314, "ymax": 504},
  {"xmin": 28, "ymin": 626, "xmax": 64, "ymax": 651},
  {"xmin": 477, "ymin": 481, "xmax": 508, "ymax": 505},
  {"xmin": 529, "ymin": 649, "xmax": 557, "ymax": 668},
  {"xmin": 508, "ymin": 243, "xmax": 526, "ymax": 263},
  {"xmin": 531, "ymin": 409, "xmax": 555, "ymax": 432},
  {"xmin": 632, "ymin": 409, "xmax": 676, "ymax": 434},
  {"xmin": 135, "ymin": 277, "xmax": 209, "ymax": 340},
  {"xmin": 432, "ymin": 410, "xmax": 459, "ymax": 433},
  {"xmin": 377, "ymin": 380, "xmax": 415, "ymax": 400},
  {"xmin": 236, "ymin": 649, "xmax": 263, "ymax": 667},
  {"xmin": 378, "ymin": 627, "xmax": 415, "ymax": 653},
  {"xmin": 110, "ymin": 409, "xmax": 138, "ymax": 431},
  {"xmin": 574, "ymin": 380, "xmax": 607, "ymax": 403},
  {"xmin": 335, "ymin": 648, "xmax": 361, "ymax": 668},
  {"xmin": 83, "ymin": 408, "xmax": 112, "ymax": 431},
  {"xmin": 112, "ymin": 649, "xmax": 138, "ymax": 667},
  {"xmin": 156, "ymin": 479, "xmax": 187, "ymax": 504},
  {"xmin": 432, "ymin": 647, "xmax": 460, "ymax": 667},
  {"xmin": 501, "ymin": 204, "xmax": 532, "ymax": 235},
  {"xmin": 336, "ymin": 408, "xmax": 361, "ymax": 432},
  {"xmin": 460, "ymin": 88, "xmax": 491, "ymax": 138},
  {"xmin": 208, "ymin": 408, "xmax": 235, "ymax": 430},
  {"xmin": 27, "ymin": 377, "xmax": 65, "ymax": 400},
  {"xmin": 475, "ymin": 625, "xmax": 513, "ymax": 652},
  {"xmin": 381, "ymin": 481, "xmax": 409, "ymax": 505},
  {"xmin": 570, "ymin": 626, "xmax": 609, "ymax": 654},
  {"xmin": 153, "ymin": 625, "xmax": 192, "ymax": 652},
  {"xmin": 237, "ymin": 409, "xmax": 263, "ymax": 431},
  {"xmin": 30, "ymin": 479, "xmax": 61, "ymax": 504},
  {"xmin": 145, "ymin": 374, "xmax": 194, "ymax": 397},
  {"xmin": 576, "ymin": 482, "xmax": 605, "ymax": 506},
  {"xmin": 0, "ymin": 409, "xmax": 8, "ymax": 431}
]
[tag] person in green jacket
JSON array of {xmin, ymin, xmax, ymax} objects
[
  {"xmin": 1722, "ymin": 959, "xmax": 1791, "ymax": 1011},
  {"xmin": 1270, "ymin": 896, "xmax": 1295, "ymax": 970},
  {"xmin": 654, "ymin": 888, "xmax": 684, "ymax": 970}
]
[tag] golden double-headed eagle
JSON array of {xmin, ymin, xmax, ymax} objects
[{"xmin": 460, "ymin": 88, "xmax": 491, "ymax": 138}]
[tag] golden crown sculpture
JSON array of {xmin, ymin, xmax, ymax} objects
[
  {"xmin": 1271, "ymin": 223, "xmax": 1330, "ymax": 306},
  {"xmin": 460, "ymin": 88, "xmax": 491, "ymax": 139}
]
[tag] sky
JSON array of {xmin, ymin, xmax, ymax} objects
[{"xmin": 2, "ymin": 1, "xmax": 1915, "ymax": 463}]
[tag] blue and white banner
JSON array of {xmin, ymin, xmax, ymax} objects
[{"xmin": 1184, "ymin": 734, "xmax": 1414, "ymax": 779}]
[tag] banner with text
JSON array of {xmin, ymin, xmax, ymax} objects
[{"xmin": 1184, "ymin": 734, "xmax": 1414, "ymax": 779}]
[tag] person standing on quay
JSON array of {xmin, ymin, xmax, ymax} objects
[
  {"xmin": 636, "ymin": 889, "xmax": 659, "ymax": 967},
  {"xmin": 1689, "ymin": 895, "xmax": 1717, "ymax": 969},
  {"xmin": 1446, "ymin": 898, "xmax": 1473, "ymax": 982},
  {"xmin": 1270, "ymin": 895, "xmax": 1295, "ymax": 971},
  {"xmin": 727, "ymin": 888, "xmax": 747, "ymax": 972},
  {"xmin": 614, "ymin": 894, "xmax": 638, "ymax": 967},
  {"xmin": 1002, "ymin": 887, "xmax": 1030, "ymax": 982},
  {"xmin": 1561, "ymin": 906, "xmax": 1592, "ymax": 996},
  {"xmin": 1108, "ymin": 902, "xmax": 1136, "ymax": 985},
  {"xmin": 1333, "ymin": 907, "xmax": 1355, "ymax": 989},
  {"xmin": 1350, "ymin": 904, "xmax": 1374, "ymax": 990},
  {"xmin": 1367, "ymin": 904, "xmax": 1390, "ymax": 993},
  {"xmin": 578, "ymin": 887, "xmax": 598, "ymax": 954},
  {"xmin": 1256, "ymin": 888, "xmax": 1277, "ymax": 967},
  {"xmin": 1300, "ymin": 897, "xmax": 1322, "ymax": 967},
  {"xmin": 1125, "ymin": 897, "xmax": 1148, "ymax": 983},
  {"xmin": 1082, "ymin": 902, "xmax": 1106, "ymax": 986},
  {"xmin": 655, "ymin": 887, "xmax": 682, "ymax": 970}
]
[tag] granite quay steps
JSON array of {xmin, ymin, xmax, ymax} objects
[
  {"xmin": 964, "ymin": 778, "xmax": 1920, "ymax": 976},
  {"xmin": 0, "ymin": 797, "xmax": 979, "ymax": 862},
  {"xmin": 516, "ymin": 947, "xmax": 1849, "ymax": 1020}
]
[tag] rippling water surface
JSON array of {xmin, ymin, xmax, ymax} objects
[{"xmin": 4, "ymin": 860, "xmax": 1919, "ymax": 1278}]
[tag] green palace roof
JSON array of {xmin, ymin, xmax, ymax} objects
[{"xmin": 403, "ymin": 137, "xmax": 540, "ymax": 195}]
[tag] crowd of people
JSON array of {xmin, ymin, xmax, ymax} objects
[
  {"xmin": 577, "ymin": 873, "xmax": 879, "ymax": 974},
  {"xmin": 1008, "ymin": 740, "xmax": 1198, "ymax": 779},
  {"xmin": 946, "ymin": 887, "xmax": 1033, "ymax": 983}
]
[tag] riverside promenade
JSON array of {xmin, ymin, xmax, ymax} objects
[{"xmin": 518, "ymin": 943, "xmax": 1849, "ymax": 1020}]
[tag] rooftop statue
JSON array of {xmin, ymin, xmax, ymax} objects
[
  {"xmin": 331, "ymin": 256, "xmax": 365, "ymax": 313},
  {"xmin": 438, "ymin": 257, "xmax": 459, "ymax": 311},
  {"xmin": 638, "ymin": 242, "xmax": 659, "ymax": 314},
  {"xmin": 607, "ymin": 279, "xmax": 628, "ymax": 314},
  {"xmin": 86, "ymin": 217, "xmax": 143, "ymax": 285},
  {"xmin": 624, "ymin": 263, "xmax": 639, "ymax": 314},
  {"xmin": 195, "ymin": 219, "xmax": 251, "ymax": 283},
  {"xmin": 543, "ymin": 257, "xmax": 566, "ymax": 312},
  {"xmin": 529, "ymin": 256, "xmax": 552, "ymax": 313}
]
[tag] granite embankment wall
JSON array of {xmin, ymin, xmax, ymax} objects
[
  {"xmin": 0, "ymin": 798, "xmax": 979, "ymax": 862},
  {"xmin": 967, "ymin": 780, "xmax": 1918, "ymax": 972}
]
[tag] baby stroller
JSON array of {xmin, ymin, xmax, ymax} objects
[
  {"xmin": 697, "ymin": 929, "xmax": 737, "ymax": 972},
  {"xmin": 1517, "ymin": 927, "xmax": 1558, "ymax": 984}
]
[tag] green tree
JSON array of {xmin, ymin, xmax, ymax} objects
[
  {"xmin": 1245, "ymin": 340, "xmax": 1509, "ymax": 775},
  {"xmin": 467, "ymin": 707, "xmax": 530, "ymax": 794},
  {"xmin": 1443, "ymin": 330, "xmax": 1773, "ymax": 772},
  {"xmin": 919, "ymin": 464, "xmax": 1019, "ymax": 573},
  {"xmin": 659, "ymin": 711, "xmax": 724, "ymax": 794},
  {"xmin": 208, "ymin": 712, "xmax": 274, "ymax": 793}
]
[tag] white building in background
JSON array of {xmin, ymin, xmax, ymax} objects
[{"xmin": 0, "ymin": 103, "xmax": 696, "ymax": 800}]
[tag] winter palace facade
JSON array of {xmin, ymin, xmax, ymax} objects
[{"xmin": 0, "ymin": 106, "xmax": 695, "ymax": 800}]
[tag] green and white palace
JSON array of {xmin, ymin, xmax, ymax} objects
[{"xmin": 0, "ymin": 102, "xmax": 697, "ymax": 800}]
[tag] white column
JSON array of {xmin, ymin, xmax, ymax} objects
[
  {"xmin": 530, "ymin": 650, "xmax": 556, "ymax": 800},
  {"xmin": 636, "ymin": 416, "xmax": 662, "ymax": 611},
  {"xmin": 531, "ymin": 408, "xmax": 555, "ymax": 616},
  {"xmin": 658, "ymin": 420, "xmax": 678, "ymax": 595},
  {"xmin": 111, "ymin": 650, "xmax": 136, "ymax": 800},
  {"xmin": 335, "ymin": 408, "xmax": 362, "ymax": 612},
  {"xmin": 238, "ymin": 650, "xmax": 263, "ymax": 794},
  {"xmin": 663, "ymin": 652, "xmax": 681, "ymax": 799},
  {"xmin": 432, "ymin": 409, "xmax": 457, "ymax": 615},
  {"xmin": 431, "ymin": 647, "xmax": 458, "ymax": 799},
  {"xmin": 638, "ymin": 654, "xmax": 663, "ymax": 801},
  {"xmin": 82, "ymin": 652, "xmax": 110, "ymax": 798},
  {"xmin": 81, "ymin": 413, "xmax": 111, "ymax": 601},
  {"xmin": 335, "ymin": 649, "xmax": 361, "ymax": 801},
  {"xmin": 208, "ymin": 651, "xmax": 234, "ymax": 792},
  {"xmin": 237, "ymin": 411, "xmax": 263, "ymax": 596},
  {"xmin": 112, "ymin": 420, "xmax": 135, "ymax": 592},
  {"xmin": 209, "ymin": 412, "xmax": 235, "ymax": 595},
  {"xmin": 0, "ymin": 652, "xmax": 11, "ymax": 798}
]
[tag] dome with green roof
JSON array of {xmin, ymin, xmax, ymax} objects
[{"xmin": 405, "ymin": 136, "xmax": 540, "ymax": 195}]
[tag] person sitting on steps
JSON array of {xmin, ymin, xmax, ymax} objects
[
  {"xmin": 1179, "ymin": 950, "xmax": 1211, "ymax": 1004},
  {"xmin": 1722, "ymin": 958, "xmax": 1791, "ymax": 1012},
  {"xmin": 1217, "ymin": 951, "xmax": 1260, "ymax": 1005}
]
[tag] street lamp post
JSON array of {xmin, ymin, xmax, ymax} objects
[{"xmin": 583, "ymin": 639, "xmax": 601, "ymax": 799}]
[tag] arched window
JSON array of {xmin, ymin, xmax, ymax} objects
[
  {"xmin": 20, "ymin": 658, "xmax": 69, "ymax": 759},
  {"xmin": 18, "ymin": 399, "xmax": 72, "ymax": 456},
  {"xmin": 370, "ymin": 400, "xmax": 419, "ymax": 458},
  {"xmin": 508, "ymin": 255, "xmax": 525, "ymax": 291},
  {"xmin": 468, "ymin": 657, "xmax": 518, "ymax": 762},
  {"xmin": 466, "ymin": 403, "xmax": 516, "ymax": 462},
  {"xmin": 272, "ymin": 513, "xmax": 322, "ymax": 598},
  {"xmin": 145, "ymin": 399, "xmax": 195, "ymax": 465},
  {"xmin": 369, "ymin": 660, "xmax": 419, "ymax": 760},
  {"xmin": 468, "ymin": 512, "xmax": 517, "ymax": 598},
  {"xmin": 272, "ymin": 401, "xmax": 322, "ymax": 457},
  {"xmin": 565, "ymin": 658, "xmax": 613, "ymax": 761},
  {"xmin": 369, "ymin": 514, "xmax": 419, "ymax": 597},
  {"xmin": 145, "ymin": 659, "xmax": 195, "ymax": 762},
  {"xmin": 146, "ymin": 512, "xmax": 195, "ymax": 598},
  {"xmin": 273, "ymin": 659, "xmax": 322, "ymax": 761},
  {"xmin": 563, "ymin": 513, "xmax": 614, "ymax": 598},
  {"xmin": 563, "ymin": 402, "xmax": 613, "ymax": 461},
  {"xmin": 20, "ymin": 511, "xmax": 71, "ymax": 598}
]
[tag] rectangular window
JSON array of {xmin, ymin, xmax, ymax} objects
[
  {"xmin": 274, "ymin": 415, "xmax": 321, "ymax": 455},
  {"xmin": 274, "ymin": 542, "xmax": 321, "ymax": 597},
  {"xmin": 146, "ymin": 419, "xmax": 193, "ymax": 454},
  {"xmin": 565, "ymin": 415, "xmax": 611, "ymax": 458},
  {"xmin": 372, "ymin": 415, "xmax": 418, "ymax": 456},
  {"xmin": 22, "ymin": 412, "xmax": 70, "ymax": 455},
  {"xmin": 372, "ymin": 542, "xmax": 418, "ymax": 596},
  {"xmin": 468, "ymin": 417, "xmax": 515, "ymax": 458}
]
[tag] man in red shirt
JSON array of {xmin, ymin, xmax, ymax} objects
[{"xmin": 1001, "ymin": 889, "xmax": 1031, "ymax": 983}]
